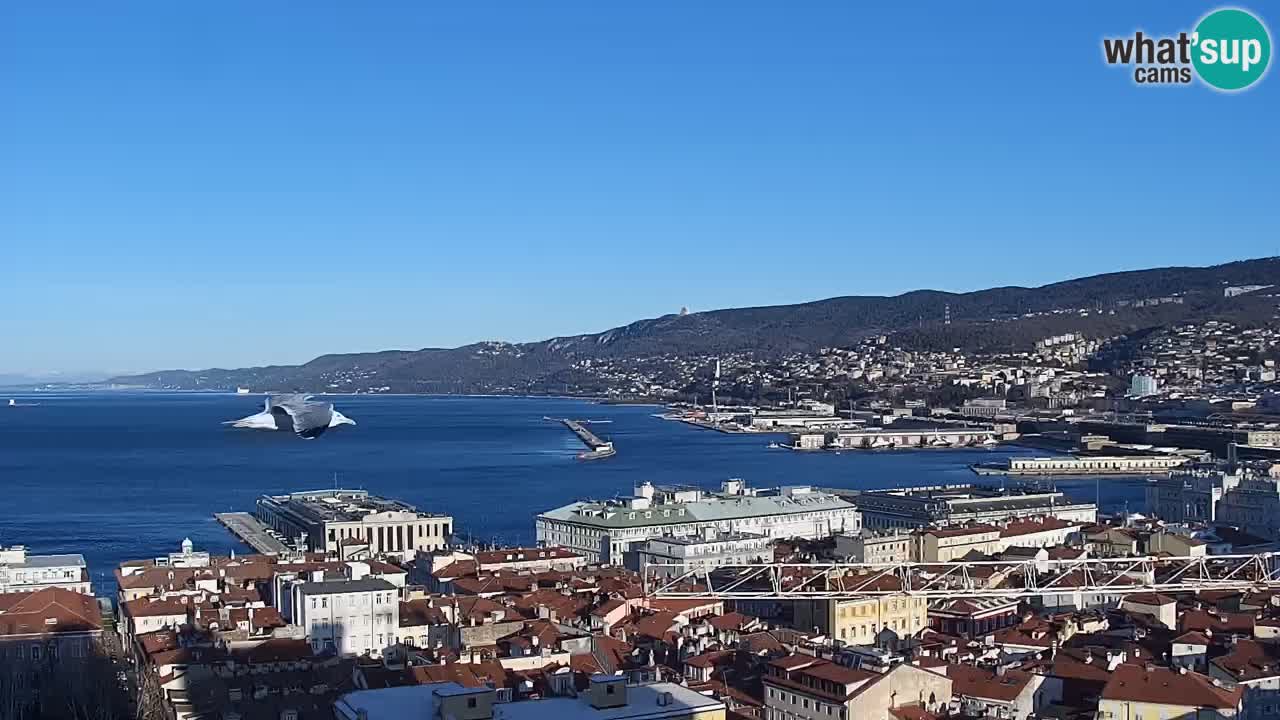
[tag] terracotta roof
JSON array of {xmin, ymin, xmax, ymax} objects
[
  {"xmin": 706, "ymin": 612, "xmax": 753, "ymax": 632},
  {"xmin": 1122, "ymin": 593, "xmax": 1176, "ymax": 606},
  {"xmin": 591, "ymin": 598, "xmax": 626, "ymax": 618},
  {"xmin": 1101, "ymin": 665, "xmax": 1242, "ymax": 709},
  {"xmin": 1000, "ymin": 517, "xmax": 1080, "ymax": 538},
  {"xmin": 635, "ymin": 611, "xmax": 680, "ymax": 641},
  {"xmin": 409, "ymin": 660, "xmax": 508, "ymax": 688},
  {"xmin": 685, "ymin": 649, "xmax": 734, "ymax": 669},
  {"xmin": 400, "ymin": 599, "xmax": 448, "ymax": 627},
  {"xmin": 123, "ymin": 596, "xmax": 193, "ymax": 619},
  {"xmin": 947, "ymin": 665, "xmax": 1032, "ymax": 702},
  {"xmin": 229, "ymin": 638, "xmax": 315, "ymax": 664},
  {"xmin": 1173, "ymin": 631, "xmax": 1211, "ymax": 646},
  {"xmin": 473, "ymin": 547, "xmax": 581, "ymax": 565},
  {"xmin": 1179, "ymin": 609, "xmax": 1254, "ymax": 635},
  {"xmin": 927, "ymin": 525, "xmax": 999, "ymax": 538},
  {"xmin": 0, "ymin": 587, "xmax": 102, "ymax": 637},
  {"xmin": 1211, "ymin": 639, "xmax": 1280, "ymax": 682}
]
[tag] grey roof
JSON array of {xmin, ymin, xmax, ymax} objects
[
  {"xmin": 298, "ymin": 578, "xmax": 395, "ymax": 595},
  {"xmin": 539, "ymin": 490, "xmax": 856, "ymax": 529},
  {"xmin": 2, "ymin": 553, "xmax": 86, "ymax": 569}
]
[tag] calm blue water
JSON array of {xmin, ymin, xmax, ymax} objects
[{"xmin": 0, "ymin": 393, "xmax": 1150, "ymax": 595}]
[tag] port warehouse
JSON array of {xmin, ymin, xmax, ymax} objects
[
  {"xmin": 986, "ymin": 454, "xmax": 1190, "ymax": 474},
  {"xmin": 790, "ymin": 427, "xmax": 1000, "ymax": 450},
  {"xmin": 845, "ymin": 485, "xmax": 1098, "ymax": 531},
  {"xmin": 255, "ymin": 489, "xmax": 453, "ymax": 562}
]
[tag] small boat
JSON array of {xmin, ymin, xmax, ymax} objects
[
  {"xmin": 982, "ymin": 437, "xmax": 1000, "ymax": 447},
  {"xmin": 236, "ymin": 387, "xmax": 251, "ymax": 394},
  {"xmin": 7, "ymin": 399, "xmax": 14, "ymax": 407}
]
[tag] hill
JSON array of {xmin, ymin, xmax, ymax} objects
[{"xmin": 110, "ymin": 257, "xmax": 1280, "ymax": 393}]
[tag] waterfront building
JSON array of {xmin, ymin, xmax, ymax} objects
[
  {"xmin": 292, "ymin": 570, "xmax": 400, "ymax": 657},
  {"xmin": 961, "ymin": 398, "xmax": 1007, "ymax": 418},
  {"xmin": 825, "ymin": 427, "xmax": 998, "ymax": 449},
  {"xmin": 257, "ymin": 489, "xmax": 452, "ymax": 562},
  {"xmin": 762, "ymin": 655, "xmax": 951, "ymax": 720},
  {"xmin": 536, "ymin": 480, "xmax": 861, "ymax": 565},
  {"xmin": 335, "ymin": 677, "xmax": 726, "ymax": 720},
  {"xmin": 0, "ymin": 545, "xmax": 91, "ymax": 595},
  {"xmin": 634, "ymin": 530, "xmax": 769, "ymax": 579},
  {"xmin": 833, "ymin": 532, "xmax": 912, "ymax": 565},
  {"xmin": 853, "ymin": 486, "xmax": 1096, "ymax": 531},
  {"xmin": 1146, "ymin": 466, "xmax": 1242, "ymax": 524},
  {"xmin": 980, "ymin": 455, "xmax": 1190, "ymax": 475},
  {"xmin": 1217, "ymin": 475, "xmax": 1280, "ymax": 541}
]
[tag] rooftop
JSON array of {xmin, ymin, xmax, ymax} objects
[
  {"xmin": 261, "ymin": 489, "xmax": 448, "ymax": 523},
  {"xmin": 298, "ymin": 578, "xmax": 396, "ymax": 596},
  {"xmin": 335, "ymin": 681, "xmax": 724, "ymax": 720}
]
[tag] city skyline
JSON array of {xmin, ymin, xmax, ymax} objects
[{"xmin": 3, "ymin": 2, "xmax": 1277, "ymax": 374}]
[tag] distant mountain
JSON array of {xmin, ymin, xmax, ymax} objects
[{"xmin": 110, "ymin": 257, "xmax": 1280, "ymax": 393}]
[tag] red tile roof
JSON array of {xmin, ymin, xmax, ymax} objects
[
  {"xmin": 1102, "ymin": 665, "xmax": 1241, "ymax": 709},
  {"xmin": 947, "ymin": 665, "xmax": 1032, "ymax": 702},
  {"xmin": 0, "ymin": 587, "xmax": 102, "ymax": 637}
]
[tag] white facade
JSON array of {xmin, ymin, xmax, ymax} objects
[
  {"xmin": 0, "ymin": 546, "xmax": 91, "ymax": 595},
  {"xmin": 294, "ymin": 576, "xmax": 399, "ymax": 657},
  {"xmin": 537, "ymin": 481, "xmax": 860, "ymax": 564},
  {"xmin": 636, "ymin": 530, "xmax": 768, "ymax": 578}
]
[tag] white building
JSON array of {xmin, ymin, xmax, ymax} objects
[
  {"xmin": 834, "ymin": 532, "xmax": 913, "ymax": 564},
  {"xmin": 1129, "ymin": 374, "xmax": 1159, "ymax": 397},
  {"xmin": 257, "ymin": 489, "xmax": 452, "ymax": 562},
  {"xmin": 0, "ymin": 545, "xmax": 91, "ymax": 595},
  {"xmin": 293, "ymin": 570, "xmax": 400, "ymax": 657},
  {"xmin": 635, "ymin": 530, "xmax": 769, "ymax": 579},
  {"xmin": 537, "ymin": 480, "xmax": 861, "ymax": 565},
  {"xmin": 335, "ymin": 676, "xmax": 725, "ymax": 720}
]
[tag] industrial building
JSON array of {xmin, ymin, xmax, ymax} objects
[
  {"xmin": 536, "ymin": 480, "xmax": 861, "ymax": 565},
  {"xmin": 256, "ymin": 489, "xmax": 452, "ymax": 562},
  {"xmin": 850, "ymin": 485, "xmax": 1096, "ymax": 531}
]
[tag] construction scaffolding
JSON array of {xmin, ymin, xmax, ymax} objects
[{"xmin": 643, "ymin": 553, "xmax": 1280, "ymax": 600}]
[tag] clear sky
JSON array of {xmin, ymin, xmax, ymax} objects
[{"xmin": 2, "ymin": 1, "xmax": 1277, "ymax": 375}]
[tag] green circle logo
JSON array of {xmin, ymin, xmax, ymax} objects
[{"xmin": 1192, "ymin": 8, "xmax": 1271, "ymax": 90}]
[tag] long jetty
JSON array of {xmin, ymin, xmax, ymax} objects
[
  {"xmin": 215, "ymin": 512, "xmax": 289, "ymax": 555},
  {"xmin": 558, "ymin": 418, "xmax": 616, "ymax": 460}
]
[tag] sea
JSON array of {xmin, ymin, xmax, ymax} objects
[{"xmin": 0, "ymin": 392, "xmax": 1152, "ymax": 596}]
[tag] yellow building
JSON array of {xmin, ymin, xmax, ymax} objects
[
  {"xmin": 794, "ymin": 593, "xmax": 929, "ymax": 646},
  {"xmin": 917, "ymin": 525, "xmax": 1001, "ymax": 563},
  {"xmin": 764, "ymin": 654, "xmax": 951, "ymax": 720}
]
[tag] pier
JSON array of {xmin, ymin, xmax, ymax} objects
[
  {"xmin": 214, "ymin": 512, "xmax": 290, "ymax": 555},
  {"xmin": 557, "ymin": 418, "xmax": 616, "ymax": 460}
]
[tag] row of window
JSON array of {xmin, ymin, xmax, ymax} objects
[{"xmin": 766, "ymin": 688, "xmax": 847, "ymax": 720}]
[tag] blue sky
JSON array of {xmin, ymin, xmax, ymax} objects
[{"xmin": 2, "ymin": 1, "xmax": 1276, "ymax": 375}]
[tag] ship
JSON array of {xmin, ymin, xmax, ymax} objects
[{"xmin": 236, "ymin": 387, "xmax": 251, "ymax": 394}]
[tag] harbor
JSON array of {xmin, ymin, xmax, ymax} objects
[
  {"xmin": 214, "ymin": 511, "xmax": 290, "ymax": 555},
  {"xmin": 555, "ymin": 417, "xmax": 617, "ymax": 460}
]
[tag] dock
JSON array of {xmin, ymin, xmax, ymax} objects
[
  {"xmin": 215, "ymin": 512, "xmax": 289, "ymax": 555},
  {"xmin": 556, "ymin": 418, "xmax": 616, "ymax": 460}
]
